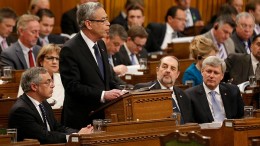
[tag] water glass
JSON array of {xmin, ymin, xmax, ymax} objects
[
  {"xmin": 7, "ymin": 128, "xmax": 17, "ymax": 143},
  {"xmin": 244, "ymin": 106, "xmax": 254, "ymax": 118},
  {"xmin": 172, "ymin": 112, "xmax": 181, "ymax": 125},
  {"xmin": 249, "ymin": 75, "xmax": 257, "ymax": 87},
  {"xmin": 1, "ymin": 66, "xmax": 13, "ymax": 82},
  {"xmin": 139, "ymin": 58, "xmax": 147, "ymax": 70},
  {"xmin": 93, "ymin": 119, "xmax": 104, "ymax": 133}
]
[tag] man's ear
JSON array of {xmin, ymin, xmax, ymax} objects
[
  {"xmin": 85, "ymin": 20, "xmax": 92, "ymax": 30},
  {"xmin": 31, "ymin": 83, "xmax": 38, "ymax": 92}
]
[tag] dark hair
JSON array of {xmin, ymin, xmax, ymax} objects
[
  {"xmin": 36, "ymin": 8, "xmax": 54, "ymax": 21},
  {"xmin": 215, "ymin": 14, "xmax": 236, "ymax": 28},
  {"xmin": 252, "ymin": 34, "xmax": 260, "ymax": 43},
  {"xmin": 218, "ymin": 4, "xmax": 238, "ymax": 16},
  {"xmin": 0, "ymin": 7, "xmax": 17, "ymax": 22},
  {"xmin": 109, "ymin": 24, "xmax": 128, "ymax": 41},
  {"xmin": 125, "ymin": 0, "xmax": 144, "ymax": 10},
  {"xmin": 127, "ymin": 4, "xmax": 144, "ymax": 16},
  {"xmin": 127, "ymin": 25, "xmax": 148, "ymax": 40},
  {"xmin": 164, "ymin": 6, "xmax": 184, "ymax": 22},
  {"xmin": 246, "ymin": 0, "xmax": 260, "ymax": 12}
]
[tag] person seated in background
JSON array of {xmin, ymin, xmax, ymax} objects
[
  {"xmin": 18, "ymin": 44, "xmax": 64, "ymax": 109},
  {"xmin": 175, "ymin": 0, "xmax": 204, "ymax": 28},
  {"xmin": 113, "ymin": 25, "xmax": 148, "ymax": 66},
  {"xmin": 245, "ymin": 0, "xmax": 260, "ymax": 36},
  {"xmin": 202, "ymin": 15, "xmax": 236, "ymax": 59},
  {"xmin": 225, "ymin": 34, "xmax": 260, "ymax": 85},
  {"xmin": 0, "ymin": 7, "xmax": 17, "ymax": 54},
  {"xmin": 60, "ymin": 0, "xmax": 99, "ymax": 35},
  {"xmin": 36, "ymin": 9, "xmax": 67, "ymax": 47},
  {"xmin": 1, "ymin": 14, "xmax": 41, "ymax": 69},
  {"xmin": 227, "ymin": 0, "xmax": 244, "ymax": 13},
  {"xmin": 28, "ymin": 0, "xmax": 50, "ymax": 15},
  {"xmin": 185, "ymin": 56, "xmax": 244, "ymax": 124},
  {"xmin": 8, "ymin": 67, "xmax": 93, "ymax": 144},
  {"xmin": 146, "ymin": 6, "xmax": 186, "ymax": 50},
  {"xmin": 182, "ymin": 35, "xmax": 218, "ymax": 86},
  {"xmin": 134, "ymin": 56, "xmax": 194, "ymax": 124}
]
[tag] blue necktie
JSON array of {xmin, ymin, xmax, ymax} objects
[
  {"xmin": 39, "ymin": 103, "xmax": 48, "ymax": 129},
  {"xmin": 172, "ymin": 97, "xmax": 184, "ymax": 124},
  {"xmin": 244, "ymin": 41, "xmax": 250, "ymax": 54},
  {"xmin": 93, "ymin": 44, "xmax": 104, "ymax": 79},
  {"xmin": 209, "ymin": 91, "xmax": 225, "ymax": 122},
  {"xmin": 130, "ymin": 53, "xmax": 136, "ymax": 65}
]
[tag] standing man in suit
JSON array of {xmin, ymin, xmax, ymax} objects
[
  {"xmin": 8, "ymin": 67, "xmax": 93, "ymax": 144},
  {"xmin": 59, "ymin": 2, "xmax": 125, "ymax": 130},
  {"xmin": 202, "ymin": 15, "xmax": 236, "ymax": 59},
  {"xmin": 36, "ymin": 9, "xmax": 66, "ymax": 47},
  {"xmin": 225, "ymin": 34, "xmax": 260, "ymax": 85},
  {"xmin": 28, "ymin": 0, "xmax": 50, "ymax": 15},
  {"xmin": 231, "ymin": 12, "xmax": 255, "ymax": 54},
  {"xmin": 60, "ymin": 0, "xmax": 99, "ymax": 35},
  {"xmin": 175, "ymin": 0, "xmax": 204, "ymax": 28},
  {"xmin": 0, "ymin": 7, "xmax": 17, "ymax": 54},
  {"xmin": 113, "ymin": 25, "xmax": 148, "ymax": 66},
  {"xmin": 134, "ymin": 56, "xmax": 194, "ymax": 123},
  {"xmin": 1, "ymin": 14, "xmax": 41, "ymax": 70},
  {"xmin": 185, "ymin": 56, "xmax": 244, "ymax": 124},
  {"xmin": 147, "ymin": 6, "xmax": 186, "ymax": 50}
]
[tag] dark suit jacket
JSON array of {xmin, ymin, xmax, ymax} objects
[
  {"xmin": 146, "ymin": 23, "xmax": 184, "ymax": 50},
  {"xmin": 37, "ymin": 34, "xmax": 66, "ymax": 46},
  {"xmin": 1, "ymin": 42, "xmax": 41, "ymax": 69},
  {"xmin": 225, "ymin": 53, "xmax": 254, "ymax": 85},
  {"xmin": 231, "ymin": 31, "xmax": 252, "ymax": 54},
  {"xmin": 110, "ymin": 12, "xmax": 128, "ymax": 30},
  {"xmin": 60, "ymin": 7, "xmax": 79, "ymax": 35},
  {"xmin": 59, "ymin": 33, "xmax": 117, "ymax": 129},
  {"xmin": 189, "ymin": 7, "xmax": 202, "ymax": 24},
  {"xmin": 8, "ymin": 94, "xmax": 78, "ymax": 144},
  {"xmin": 185, "ymin": 83, "xmax": 244, "ymax": 124},
  {"xmin": 113, "ymin": 45, "xmax": 148, "ymax": 66},
  {"xmin": 134, "ymin": 81, "xmax": 194, "ymax": 123}
]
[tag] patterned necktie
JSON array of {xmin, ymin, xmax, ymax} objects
[
  {"xmin": 28, "ymin": 50, "xmax": 35, "ymax": 68},
  {"xmin": 93, "ymin": 44, "xmax": 104, "ymax": 79},
  {"xmin": 39, "ymin": 103, "xmax": 48, "ymax": 129},
  {"xmin": 244, "ymin": 41, "xmax": 251, "ymax": 54},
  {"xmin": 1, "ymin": 39, "xmax": 8, "ymax": 50},
  {"xmin": 209, "ymin": 91, "xmax": 225, "ymax": 122},
  {"xmin": 217, "ymin": 43, "xmax": 226, "ymax": 59},
  {"xmin": 130, "ymin": 53, "xmax": 137, "ymax": 65},
  {"xmin": 256, "ymin": 63, "xmax": 260, "ymax": 80}
]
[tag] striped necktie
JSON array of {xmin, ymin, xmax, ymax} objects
[{"xmin": 209, "ymin": 91, "xmax": 225, "ymax": 122}]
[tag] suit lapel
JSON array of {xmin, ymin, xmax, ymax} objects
[
  {"xmin": 219, "ymin": 84, "xmax": 231, "ymax": 118},
  {"xmin": 15, "ymin": 43, "xmax": 28, "ymax": 68},
  {"xmin": 197, "ymin": 85, "xmax": 214, "ymax": 121}
]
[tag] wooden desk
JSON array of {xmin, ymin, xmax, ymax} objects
[{"xmin": 0, "ymin": 98, "xmax": 17, "ymax": 128}]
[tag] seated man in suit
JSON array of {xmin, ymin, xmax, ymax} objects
[
  {"xmin": 185, "ymin": 56, "xmax": 244, "ymax": 124},
  {"xmin": 175, "ymin": 0, "xmax": 204, "ymax": 28},
  {"xmin": 36, "ymin": 9, "xmax": 66, "ymax": 47},
  {"xmin": 113, "ymin": 25, "xmax": 148, "ymax": 66},
  {"xmin": 8, "ymin": 67, "xmax": 93, "ymax": 144},
  {"xmin": 134, "ymin": 56, "xmax": 194, "ymax": 123},
  {"xmin": 1, "ymin": 14, "xmax": 41, "ymax": 69},
  {"xmin": 202, "ymin": 15, "xmax": 236, "ymax": 59},
  {"xmin": 231, "ymin": 12, "xmax": 255, "ymax": 54},
  {"xmin": 246, "ymin": 0, "xmax": 260, "ymax": 36},
  {"xmin": 225, "ymin": 34, "xmax": 260, "ymax": 85},
  {"xmin": 0, "ymin": 7, "xmax": 17, "ymax": 54},
  {"xmin": 147, "ymin": 6, "xmax": 186, "ymax": 50}
]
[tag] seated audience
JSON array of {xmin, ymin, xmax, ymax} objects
[
  {"xmin": 225, "ymin": 34, "xmax": 260, "ymax": 85},
  {"xmin": 36, "ymin": 9, "xmax": 66, "ymax": 47},
  {"xmin": 182, "ymin": 35, "xmax": 218, "ymax": 86},
  {"xmin": 113, "ymin": 25, "xmax": 148, "ymax": 66},
  {"xmin": 18, "ymin": 44, "xmax": 64, "ymax": 109},
  {"xmin": 185, "ymin": 56, "xmax": 244, "ymax": 124},
  {"xmin": 134, "ymin": 56, "xmax": 194, "ymax": 124},
  {"xmin": 8, "ymin": 67, "xmax": 93, "ymax": 144},
  {"xmin": 0, "ymin": 7, "xmax": 17, "ymax": 54},
  {"xmin": 147, "ymin": 6, "xmax": 186, "ymax": 50},
  {"xmin": 231, "ymin": 12, "xmax": 255, "ymax": 54},
  {"xmin": 1, "ymin": 14, "xmax": 41, "ymax": 69},
  {"xmin": 28, "ymin": 0, "xmax": 50, "ymax": 15},
  {"xmin": 202, "ymin": 15, "xmax": 236, "ymax": 59}
]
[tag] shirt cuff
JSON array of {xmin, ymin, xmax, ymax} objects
[{"xmin": 100, "ymin": 91, "xmax": 105, "ymax": 103}]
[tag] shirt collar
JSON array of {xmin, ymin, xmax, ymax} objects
[
  {"xmin": 0, "ymin": 36, "xmax": 5, "ymax": 43},
  {"xmin": 157, "ymin": 80, "xmax": 173, "ymax": 90},
  {"xmin": 26, "ymin": 94, "xmax": 41, "ymax": 107},
  {"xmin": 166, "ymin": 22, "xmax": 175, "ymax": 34},
  {"xmin": 203, "ymin": 82, "xmax": 220, "ymax": 95},
  {"xmin": 124, "ymin": 42, "xmax": 132, "ymax": 56},
  {"xmin": 80, "ymin": 30, "xmax": 96, "ymax": 49},
  {"xmin": 18, "ymin": 39, "xmax": 32, "ymax": 54}
]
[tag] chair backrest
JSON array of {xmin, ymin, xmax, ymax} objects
[{"xmin": 160, "ymin": 130, "xmax": 211, "ymax": 146}]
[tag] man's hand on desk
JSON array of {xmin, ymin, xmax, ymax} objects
[
  {"xmin": 114, "ymin": 65, "xmax": 128, "ymax": 75},
  {"xmin": 104, "ymin": 89, "xmax": 125, "ymax": 101},
  {"xmin": 78, "ymin": 124, "xmax": 94, "ymax": 134}
]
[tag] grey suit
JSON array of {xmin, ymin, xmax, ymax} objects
[
  {"xmin": 231, "ymin": 32, "xmax": 251, "ymax": 54},
  {"xmin": 202, "ymin": 30, "xmax": 235, "ymax": 56},
  {"xmin": 225, "ymin": 53, "xmax": 254, "ymax": 85},
  {"xmin": 1, "ymin": 41, "xmax": 41, "ymax": 69}
]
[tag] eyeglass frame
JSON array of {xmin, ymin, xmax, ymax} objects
[
  {"xmin": 38, "ymin": 78, "xmax": 54, "ymax": 86},
  {"xmin": 44, "ymin": 56, "xmax": 60, "ymax": 62},
  {"xmin": 87, "ymin": 17, "xmax": 109, "ymax": 24},
  {"xmin": 131, "ymin": 39, "xmax": 145, "ymax": 48}
]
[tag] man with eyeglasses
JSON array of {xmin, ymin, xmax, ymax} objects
[
  {"xmin": 59, "ymin": 2, "xmax": 125, "ymax": 130},
  {"xmin": 231, "ymin": 12, "xmax": 255, "ymax": 54},
  {"xmin": 113, "ymin": 25, "xmax": 148, "ymax": 66},
  {"xmin": 1, "ymin": 14, "xmax": 41, "ymax": 70},
  {"xmin": 147, "ymin": 6, "xmax": 186, "ymax": 50}
]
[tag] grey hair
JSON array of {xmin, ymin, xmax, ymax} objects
[
  {"xmin": 202, "ymin": 56, "xmax": 226, "ymax": 74},
  {"xmin": 21, "ymin": 67, "xmax": 48, "ymax": 93},
  {"xmin": 109, "ymin": 24, "xmax": 128, "ymax": 41},
  {"xmin": 77, "ymin": 2, "xmax": 103, "ymax": 29},
  {"xmin": 236, "ymin": 12, "xmax": 255, "ymax": 24},
  {"xmin": 17, "ymin": 14, "xmax": 39, "ymax": 31}
]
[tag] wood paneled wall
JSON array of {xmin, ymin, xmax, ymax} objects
[{"xmin": 0, "ymin": 0, "xmax": 248, "ymax": 34}]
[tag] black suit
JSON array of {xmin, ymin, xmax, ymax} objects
[
  {"xmin": 134, "ymin": 81, "xmax": 194, "ymax": 123},
  {"xmin": 113, "ymin": 45, "xmax": 147, "ymax": 66},
  {"xmin": 60, "ymin": 7, "xmax": 79, "ymax": 35},
  {"xmin": 37, "ymin": 34, "xmax": 66, "ymax": 46},
  {"xmin": 231, "ymin": 31, "xmax": 252, "ymax": 54},
  {"xmin": 8, "ymin": 94, "xmax": 78, "ymax": 144},
  {"xmin": 110, "ymin": 12, "xmax": 128, "ymax": 30},
  {"xmin": 185, "ymin": 83, "xmax": 244, "ymax": 124},
  {"xmin": 59, "ymin": 33, "xmax": 117, "ymax": 129}
]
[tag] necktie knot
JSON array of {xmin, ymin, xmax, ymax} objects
[{"xmin": 172, "ymin": 32, "xmax": 177, "ymax": 39}]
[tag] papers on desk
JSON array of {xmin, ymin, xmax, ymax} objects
[
  {"xmin": 0, "ymin": 79, "xmax": 3, "ymax": 85},
  {"xmin": 126, "ymin": 65, "xmax": 143, "ymax": 75},
  {"xmin": 237, "ymin": 81, "xmax": 250, "ymax": 93},
  {"xmin": 199, "ymin": 122, "xmax": 222, "ymax": 129},
  {"xmin": 171, "ymin": 36, "xmax": 194, "ymax": 43}
]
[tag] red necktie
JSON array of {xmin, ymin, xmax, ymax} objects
[{"xmin": 28, "ymin": 50, "xmax": 35, "ymax": 68}]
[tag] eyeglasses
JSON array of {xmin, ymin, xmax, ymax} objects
[
  {"xmin": 238, "ymin": 23, "xmax": 254, "ymax": 30},
  {"xmin": 174, "ymin": 17, "xmax": 186, "ymax": 22},
  {"xmin": 39, "ymin": 79, "xmax": 54, "ymax": 86},
  {"xmin": 44, "ymin": 56, "xmax": 59, "ymax": 62},
  {"xmin": 132, "ymin": 39, "xmax": 145, "ymax": 48},
  {"xmin": 88, "ymin": 17, "xmax": 109, "ymax": 24}
]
